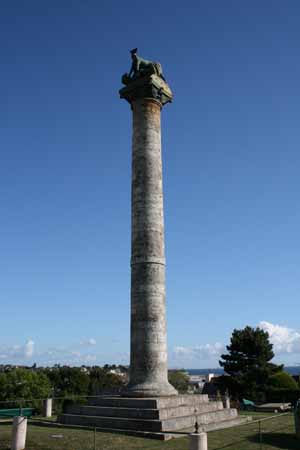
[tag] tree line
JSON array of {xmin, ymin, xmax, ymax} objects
[
  {"xmin": 0, "ymin": 327, "xmax": 299, "ymax": 404},
  {"xmin": 0, "ymin": 365, "xmax": 126, "ymax": 402}
]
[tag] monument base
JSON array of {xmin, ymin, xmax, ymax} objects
[
  {"xmin": 123, "ymin": 380, "xmax": 178, "ymax": 398},
  {"xmin": 58, "ymin": 394, "xmax": 249, "ymax": 440}
]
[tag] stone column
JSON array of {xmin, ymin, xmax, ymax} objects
[{"xmin": 120, "ymin": 74, "xmax": 177, "ymax": 397}]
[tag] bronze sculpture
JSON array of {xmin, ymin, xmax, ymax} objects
[{"xmin": 122, "ymin": 48, "xmax": 165, "ymax": 85}]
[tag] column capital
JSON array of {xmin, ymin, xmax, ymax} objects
[{"xmin": 119, "ymin": 74, "xmax": 173, "ymax": 107}]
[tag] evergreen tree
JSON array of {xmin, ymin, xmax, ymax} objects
[{"xmin": 219, "ymin": 326, "xmax": 282, "ymax": 400}]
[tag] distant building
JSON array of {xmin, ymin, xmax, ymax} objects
[{"xmin": 188, "ymin": 373, "xmax": 221, "ymax": 393}]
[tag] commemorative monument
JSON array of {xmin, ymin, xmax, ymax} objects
[
  {"xmin": 59, "ymin": 50, "xmax": 246, "ymax": 438},
  {"xmin": 120, "ymin": 48, "xmax": 177, "ymax": 398}
]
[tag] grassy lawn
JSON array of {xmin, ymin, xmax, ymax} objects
[{"xmin": 0, "ymin": 413, "xmax": 297, "ymax": 450}]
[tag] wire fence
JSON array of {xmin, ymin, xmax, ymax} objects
[
  {"xmin": 208, "ymin": 412, "xmax": 296, "ymax": 450},
  {"xmin": 0, "ymin": 396, "xmax": 298, "ymax": 450},
  {"xmin": 0, "ymin": 393, "xmax": 120, "ymax": 418}
]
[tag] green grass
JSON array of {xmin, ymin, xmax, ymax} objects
[{"xmin": 0, "ymin": 414, "xmax": 297, "ymax": 450}]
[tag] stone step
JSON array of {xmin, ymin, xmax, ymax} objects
[
  {"xmin": 171, "ymin": 416, "xmax": 251, "ymax": 434},
  {"xmin": 159, "ymin": 402, "xmax": 224, "ymax": 420},
  {"xmin": 59, "ymin": 414, "xmax": 163, "ymax": 432},
  {"xmin": 89, "ymin": 394, "xmax": 209, "ymax": 409},
  {"xmin": 65, "ymin": 401, "xmax": 224, "ymax": 420},
  {"xmin": 32, "ymin": 416, "xmax": 251, "ymax": 441},
  {"xmin": 59, "ymin": 408, "xmax": 237, "ymax": 433},
  {"xmin": 162, "ymin": 408, "xmax": 238, "ymax": 432}
]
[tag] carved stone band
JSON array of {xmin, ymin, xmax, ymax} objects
[{"xmin": 131, "ymin": 257, "xmax": 166, "ymax": 266}]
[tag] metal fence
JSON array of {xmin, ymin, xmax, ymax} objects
[{"xmin": 0, "ymin": 392, "xmax": 121, "ymax": 416}]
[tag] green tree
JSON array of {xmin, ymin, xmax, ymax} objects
[
  {"xmin": 219, "ymin": 326, "xmax": 282, "ymax": 400},
  {"xmin": 0, "ymin": 368, "xmax": 51, "ymax": 401},
  {"xmin": 89, "ymin": 367, "xmax": 124, "ymax": 394},
  {"xmin": 44, "ymin": 366, "xmax": 90, "ymax": 397},
  {"xmin": 168, "ymin": 370, "xmax": 189, "ymax": 393},
  {"xmin": 269, "ymin": 371, "xmax": 298, "ymax": 389}
]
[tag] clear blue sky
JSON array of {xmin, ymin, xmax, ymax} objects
[{"xmin": 1, "ymin": 1, "xmax": 299, "ymax": 368}]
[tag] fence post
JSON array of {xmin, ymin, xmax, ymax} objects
[
  {"xmin": 11, "ymin": 416, "xmax": 27, "ymax": 450},
  {"xmin": 295, "ymin": 410, "xmax": 300, "ymax": 439},
  {"xmin": 43, "ymin": 398, "xmax": 53, "ymax": 418},
  {"xmin": 294, "ymin": 399, "xmax": 300, "ymax": 439},
  {"xmin": 258, "ymin": 420, "xmax": 262, "ymax": 450},
  {"xmin": 223, "ymin": 395, "xmax": 230, "ymax": 409},
  {"xmin": 189, "ymin": 432, "xmax": 208, "ymax": 450}
]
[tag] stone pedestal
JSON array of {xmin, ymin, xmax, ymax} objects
[
  {"xmin": 120, "ymin": 74, "xmax": 177, "ymax": 398},
  {"xmin": 59, "ymin": 394, "xmax": 248, "ymax": 440},
  {"xmin": 295, "ymin": 412, "xmax": 300, "ymax": 439},
  {"xmin": 223, "ymin": 396, "xmax": 230, "ymax": 409},
  {"xmin": 189, "ymin": 432, "xmax": 208, "ymax": 450},
  {"xmin": 11, "ymin": 416, "xmax": 27, "ymax": 450},
  {"xmin": 43, "ymin": 398, "xmax": 52, "ymax": 418}
]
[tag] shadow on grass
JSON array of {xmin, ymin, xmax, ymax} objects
[
  {"xmin": 210, "ymin": 437, "xmax": 259, "ymax": 449},
  {"xmin": 249, "ymin": 432, "xmax": 299, "ymax": 449}
]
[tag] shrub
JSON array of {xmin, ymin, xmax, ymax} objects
[
  {"xmin": 265, "ymin": 388, "xmax": 300, "ymax": 406},
  {"xmin": 269, "ymin": 371, "xmax": 298, "ymax": 390},
  {"xmin": 0, "ymin": 368, "xmax": 51, "ymax": 402},
  {"xmin": 168, "ymin": 370, "xmax": 189, "ymax": 393}
]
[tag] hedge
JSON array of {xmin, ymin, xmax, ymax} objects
[{"xmin": 265, "ymin": 388, "xmax": 300, "ymax": 406}]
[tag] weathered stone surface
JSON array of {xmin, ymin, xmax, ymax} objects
[
  {"xmin": 119, "ymin": 74, "xmax": 173, "ymax": 106},
  {"xmin": 58, "ymin": 394, "xmax": 249, "ymax": 439},
  {"xmin": 64, "ymin": 400, "xmax": 224, "ymax": 420},
  {"xmin": 11, "ymin": 416, "xmax": 27, "ymax": 450},
  {"xmin": 122, "ymin": 89, "xmax": 176, "ymax": 397},
  {"xmin": 60, "ymin": 408, "xmax": 238, "ymax": 432},
  {"xmin": 42, "ymin": 398, "xmax": 52, "ymax": 418},
  {"xmin": 189, "ymin": 432, "xmax": 208, "ymax": 450},
  {"xmin": 89, "ymin": 394, "xmax": 209, "ymax": 409}
]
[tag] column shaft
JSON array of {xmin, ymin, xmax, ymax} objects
[{"xmin": 126, "ymin": 98, "xmax": 177, "ymax": 397}]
